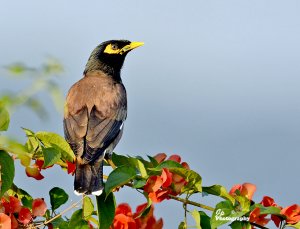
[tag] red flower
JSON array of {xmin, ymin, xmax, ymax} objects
[
  {"xmin": 173, "ymin": 180, "xmax": 187, "ymax": 194},
  {"xmin": 144, "ymin": 176, "xmax": 163, "ymax": 193},
  {"xmin": 145, "ymin": 154, "xmax": 191, "ymax": 202},
  {"xmin": 181, "ymin": 162, "xmax": 190, "ymax": 170},
  {"xmin": 148, "ymin": 190, "xmax": 170, "ymax": 203},
  {"xmin": 249, "ymin": 207, "xmax": 270, "ymax": 227},
  {"xmin": 260, "ymin": 196, "xmax": 276, "ymax": 207},
  {"xmin": 153, "ymin": 153, "xmax": 167, "ymax": 163},
  {"xmin": 0, "ymin": 213, "xmax": 11, "ymax": 229},
  {"xmin": 144, "ymin": 169, "xmax": 173, "ymax": 203},
  {"xmin": 18, "ymin": 207, "xmax": 32, "ymax": 225},
  {"xmin": 111, "ymin": 203, "xmax": 136, "ymax": 229},
  {"xmin": 35, "ymin": 159, "xmax": 45, "ymax": 170},
  {"xmin": 280, "ymin": 204, "xmax": 300, "ymax": 225},
  {"xmin": 229, "ymin": 183, "xmax": 256, "ymax": 200},
  {"xmin": 2, "ymin": 196, "xmax": 22, "ymax": 213},
  {"xmin": 161, "ymin": 168, "xmax": 172, "ymax": 188},
  {"xmin": 172, "ymin": 162, "xmax": 189, "ymax": 194},
  {"xmin": 67, "ymin": 161, "xmax": 76, "ymax": 174},
  {"xmin": 11, "ymin": 214, "xmax": 18, "ymax": 229},
  {"xmin": 25, "ymin": 166, "xmax": 44, "ymax": 180},
  {"xmin": 134, "ymin": 203, "xmax": 163, "ymax": 229},
  {"xmin": 36, "ymin": 159, "xmax": 54, "ymax": 170},
  {"xmin": 25, "ymin": 159, "xmax": 56, "ymax": 180},
  {"xmin": 260, "ymin": 196, "xmax": 282, "ymax": 227},
  {"xmin": 32, "ymin": 198, "xmax": 47, "ymax": 216},
  {"xmin": 168, "ymin": 155, "xmax": 181, "ymax": 163}
]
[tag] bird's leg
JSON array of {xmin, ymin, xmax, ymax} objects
[{"xmin": 104, "ymin": 153, "xmax": 116, "ymax": 169}]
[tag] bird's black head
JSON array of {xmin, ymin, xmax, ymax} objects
[{"xmin": 84, "ymin": 40, "xmax": 144, "ymax": 81}]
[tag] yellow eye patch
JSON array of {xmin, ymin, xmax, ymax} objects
[
  {"xmin": 104, "ymin": 44, "xmax": 121, "ymax": 54},
  {"xmin": 103, "ymin": 42, "xmax": 144, "ymax": 55}
]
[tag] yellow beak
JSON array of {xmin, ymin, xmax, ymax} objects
[{"xmin": 120, "ymin": 41, "xmax": 144, "ymax": 54}]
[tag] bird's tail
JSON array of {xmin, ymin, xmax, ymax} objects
[{"xmin": 74, "ymin": 161, "xmax": 104, "ymax": 196}]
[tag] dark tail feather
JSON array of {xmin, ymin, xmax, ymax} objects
[{"xmin": 74, "ymin": 161, "xmax": 104, "ymax": 195}]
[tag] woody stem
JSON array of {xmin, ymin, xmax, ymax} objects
[{"xmin": 168, "ymin": 194, "xmax": 215, "ymax": 211}]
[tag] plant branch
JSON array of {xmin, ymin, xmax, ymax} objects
[
  {"xmin": 35, "ymin": 196, "xmax": 85, "ymax": 228},
  {"xmin": 168, "ymin": 194, "xmax": 215, "ymax": 211}
]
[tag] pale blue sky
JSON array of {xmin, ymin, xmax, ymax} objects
[{"xmin": 1, "ymin": 1, "xmax": 300, "ymax": 228}]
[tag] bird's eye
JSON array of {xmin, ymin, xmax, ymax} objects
[{"xmin": 111, "ymin": 44, "xmax": 118, "ymax": 50}]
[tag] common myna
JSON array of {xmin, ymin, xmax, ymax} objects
[{"xmin": 63, "ymin": 40, "xmax": 143, "ymax": 195}]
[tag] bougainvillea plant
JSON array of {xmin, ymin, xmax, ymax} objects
[{"xmin": 0, "ymin": 63, "xmax": 299, "ymax": 229}]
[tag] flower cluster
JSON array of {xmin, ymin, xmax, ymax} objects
[
  {"xmin": 25, "ymin": 159, "xmax": 76, "ymax": 180},
  {"xmin": 111, "ymin": 203, "xmax": 163, "ymax": 229},
  {"xmin": 0, "ymin": 196, "xmax": 47, "ymax": 228},
  {"xmin": 143, "ymin": 153, "xmax": 190, "ymax": 203},
  {"xmin": 229, "ymin": 183, "xmax": 300, "ymax": 227}
]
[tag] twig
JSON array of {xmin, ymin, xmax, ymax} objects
[
  {"xmin": 250, "ymin": 222, "xmax": 269, "ymax": 229},
  {"xmin": 168, "ymin": 194, "xmax": 215, "ymax": 211},
  {"xmin": 35, "ymin": 197, "xmax": 85, "ymax": 228}
]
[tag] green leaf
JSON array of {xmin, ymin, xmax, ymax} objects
[
  {"xmin": 131, "ymin": 158, "xmax": 147, "ymax": 178},
  {"xmin": 0, "ymin": 150, "xmax": 15, "ymax": 197},
  {"xmin": 235, "ymin": 195, "xmax": 250, "ymax": 213},
  {"xmin": 22, "ymin": 196, "xmax": 33, "ymax": 209},
  {"xmin": 111, "ymin": 153, "xmax": 149, "ymax": 177},
  {"xmin": 211, "ymin": 200, "xmax": 247, "ymax": 229},
  {"xmin": 203, "ymin": 185, "xmax": 235, "ymax": 204},
  {"xmin": 105, "ymin": 165, "xmax": 136, "ymax": 196},
  {"xmin": 25, "ymin": 137, "xmax": 40, "ymax": 154},
  {"xmin": 42, "ymin": 147, "xmax": 61, "ymax": 167},
  {"xmin": 230, "ymin": 221, "xmax": 251, "ymax": 229},
  {"xmin": 0, "ymin": 106, "xmax": 10, "ymax": 131},
  {"xmin": 22, "ymin": 127, "xmax": 35, "ymax": 136},
  {"xmin": 135, "ymin": 156, "xmax": 153, "ymax": 168},
  {"xmin": 132, "ymin": 179, "xmax": 147, "ymax": 189},
  {"xmin": 178, "ymin": 221, "xmax": 187, "ymax": 229},
  {"xmin": 134, "ymin": 194, "xmax": 152, "ymax": 218},
  {"xmin": 2, "ymin": 137, "xmax": 30, "ymax": 156},
  {"xmin": 191, "ymin": 209, "xmax": 201, "ymax": 229},
  {"xmin": 199, "ymin": 211, "xmax": 211, "ymax": 229},
  {"xmin": 111, "ymin": 153, "xmax": 132, "ymax": 167},
  {"xmin": 147, "ymin": 155, "xmax": 159, "ymax": 167},
  {"xmin": 156, "ymin": 160, "xmax": 182, "ymax": 169},
  {"xmin": 69, "ymin": 209, "xmax": 90, "ymax": 229},
  {"xmin": 96, "ymin": 190, "xmax": 116, "ymax": 229},
  {"xmin": 7, "ymin": 184, "xmax": 33, "ymax": 208},
  {"xmin": 50, "ymin": 217, "xmax": 67, "ymax": 229},
  {"xmin": 23, "ymin": 128, "xmax": 40, "ymax": 153},
  {"xmin": 169, "ymin": 168, "xmax": 202, "ymax": 193},
  {"xmin": 35, "ymin": 131, "xmax": 75, "ymax": 162},
  {"xmin": 257, "ymin": 205, "xmax": 281, "ymax": 215},
  {"xmin": 56, "ymin": 221, "xmax": 69, "ymax": 229},
  {"xmin": 49, "ymin": 187, "xmax": 69, "ymax": 210},
  {"xmin": 83, "ymin": 196, "xmax": 94, "ymax": 220},
  {"xmin": 6, "ymin": 63, "xmax": 27, "ymax": 75}
]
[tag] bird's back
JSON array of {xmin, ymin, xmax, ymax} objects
[{"xmin": 64, "ymin": 71, "xmax": 127, "ymax": 163}]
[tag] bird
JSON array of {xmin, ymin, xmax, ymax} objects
[{"xmin": 63, "ymin": 40, "xmax": 143, "ymax": 195}]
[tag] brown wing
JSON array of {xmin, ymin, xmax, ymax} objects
[
  {"xmin": 63, "ymin": 106, "xmax": 88, "ymax": 157},
  {"xmin": 63, "ymin": 72, "xmax": 127, "ymax": 164}
]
